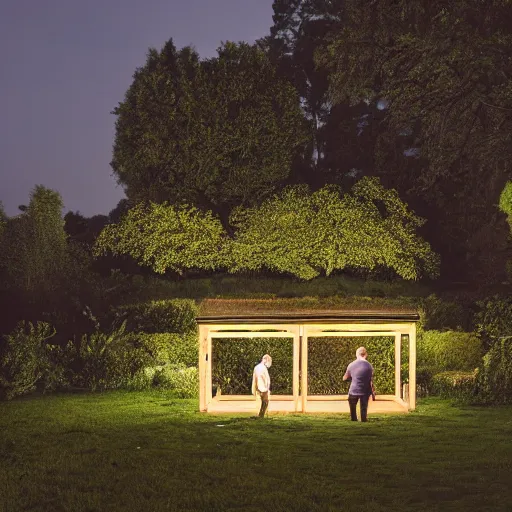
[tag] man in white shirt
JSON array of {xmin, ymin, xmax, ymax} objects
[{"xmin": 252, "ymin": 354, "xmax": 272, "ymax": 418}]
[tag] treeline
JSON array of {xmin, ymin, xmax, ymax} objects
[{"xmin": 109, "ymin": 0, "xmax": 512, "ymax": 284}]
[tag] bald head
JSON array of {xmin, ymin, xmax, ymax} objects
[
  {"xmin": 262, "ymin": 354, "xmax": 272, "ymax": 368},
  {"xmin": 356, "ymin": 347, "xmax": 368, "ymax": 359}
]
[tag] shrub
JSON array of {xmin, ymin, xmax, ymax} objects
[
  {"xmin": 136, "ymin": 331, "xmax": 198, "ymax": 367},
  {"xmin": 419, "ymin": 294, "xmax": 467, "ymax": 331},
  {"xmin": 114, "ymin": 299, "xmax": 198, "ymax": 334},
  {"xmin": 0, "ymin": 321, "xmax": 56, "ymax": 400},
  {"xmin": 75, "ymin": 322, "xmax": 153, "ymax": 391},
  {"xmin": 476, "ymin": 337, "xmax": 512, "ymax": 404},
  {"xmin": 475, "ymin": 296, "xmax": 512, "ymax": 350},
  {"xmin": 417, "ymin": 330, "xmax": 483, "ymax": 374},
  {"xmin": 154, "ymin": 364, "xmax": 198, "ymax": 398},
  {"xmin": 430, "ymin": 371, "xmax": 477, "ymax": 401}
]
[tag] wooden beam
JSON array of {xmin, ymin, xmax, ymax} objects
[
  {"xmin": 198, "ymin": 325, "xmax": 208, "ymax": 411},
  {"xmin": 206, "ymin": 333, "xmax": 212, "ymax": 407},
  {"xmin": 293, "ymin": 325, "xmax": 301, "ymax": 412},
  {"xmin": 409, "ymin": 324, "xmax": 417, "ymax": 410},
  {"xmin": 301, "ymin": 329, "xmax": 308, "ymax": 413},
  {"xmin": 209, "ymin": 331, "xmax": 295, "ymax": 338},
  {"xmin": 205, "ymin": 323, "xmax": 296, "ymax": 333},
  {"xmin": 395, "ymin": 332, "xmax": 401, "ymax": 400},
  {"xmin": 305, "ymin": 323, "xmax": 412, "ymax": 333}
]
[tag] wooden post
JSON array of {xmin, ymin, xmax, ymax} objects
[
  {"xmin": 408, "ymin": 323, "xmax": 417, "ymax": 410},
  {"xmin": 293, "ymin": 326, "xmax": 301, "ymax": 412},
  {"xmin": 198, "ymin": 325, "xmax": 208, "ymax": 411},
  {"xmin": 206, "ymin": 332, "xmax": 213, "ymax": 407},
  {"xmin": 301, "ymin": 326, "xmax": 308, "ymax": 413},
  {"xmin": 394, "ymin": 332, "xmax": 401, "ymax": 400}
]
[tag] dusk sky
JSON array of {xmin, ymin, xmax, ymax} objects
[{"xmin": 0, "ymin": 0, "xmax": 274, "ymax": 217}]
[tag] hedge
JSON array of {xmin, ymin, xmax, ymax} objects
[{"xmin": 114, "ymin": 299, "xmax": 197, "ymax": 334}]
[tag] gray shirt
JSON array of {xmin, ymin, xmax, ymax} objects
[{"xmin": 345, "ymin": 359, "xmax": 373, "ymax": 395}]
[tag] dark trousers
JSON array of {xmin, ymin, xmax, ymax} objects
[
  {"xmin": 348, "ymin": 394, "xmax": 369, "ymax": 422},
  {"xmin": 258, "ymin": 391, "xmax": 269, "ymax": 417}
]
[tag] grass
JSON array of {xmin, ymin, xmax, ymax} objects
[{"xmin": 1, "ymin": 392, "xmax": 512, "ymax": 512}]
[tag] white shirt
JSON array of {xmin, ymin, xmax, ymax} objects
[{"xmin": 252, "ymin": 362, "xmax": 270, "ymax": 394}]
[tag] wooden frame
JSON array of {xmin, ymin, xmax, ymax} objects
[{"xmin": 197, "ymin": 314, "xmax": 417, "ymax": 415}]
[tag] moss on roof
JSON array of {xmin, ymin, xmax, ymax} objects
[{"xmin": 197, "ymin": 296, "xmax": 419, "ymax": 317}]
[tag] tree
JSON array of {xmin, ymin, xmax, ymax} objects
[
  {"xmin": 94, "ymin": 202, "xmax": 227, "ymax": 275},
  {"xmin": 323, "ymin": 0, "xmax": 512, "ymax": 281},
  {"xmin": 228, "ymin": 177, "xmax": 439, "ymax": 280},
  {"xmin": 1, "ymin": 186, "xmax": 68, "ymax": 298},
  {"xmin": 267, "ymin": 0, "xmax": 379, "ymax": 188},
  {"xmin": 111, "ymin": 40, "xmax": 309, "ymax": 218}
]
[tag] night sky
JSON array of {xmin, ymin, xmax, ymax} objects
[{"xmin": 0, "ymin": 0, "xmax": 274, "ymax": 217}]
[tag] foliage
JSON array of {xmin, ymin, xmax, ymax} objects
[
  {"xmin": 430, "ymin": 371, "xmax": 477, "ymax": 402},
  {"xmin": 228, "ymin": 177, "xmax": 439, "ymax": 280},
  {"xmin": 0, "ymin": 322, "xmax": 56, "ymax": 400},
  {"xmin": 212, "ymin": 337, "xmax": 294, "ymax": 395},
  {"xmin": 112, "ymin": 40, "xmax": 309, "ymax": 215},
  {"xmin": 476, "ymin": 337, "xmax": 512, "ymax": 404},
  {"xmin": 68, "ymin": 317, "xmax": 198, "ymax": 392},
  {"xmin": 499, "ymin": 181, "xmax": 512, "ymax": 238},
  {"xmin": 113, "ymin": 299, "xmax": 198, "ymax": 334},
  {"xmin": 418, "ymin": 294, "xmax": 469, "ymax": 331},
  {"xmin": 135, "ymin": 332, "xmax": 198, "ymax": 367},
  {"xmin": 94, "ymin": 202, "xmax": 227, "ymax": 275},
  {"xmin": 75, "ymin": 322, "xmax": 153, "ymax": 391},
  {"xmin": 153, "ymin": 364, "xmax": 198, "ymax": 398},
  {"xmin": 321, "ymin": 0, "xmax": 512, "ymax": 281},
  {"xmin": 0, "ymin": 186, "xmax": 69, "ymax": 299},
  {"xmin": 308, "ymin": 336, "xmax": 395, "ymax": 395},
  {"xmin": 267, "ymin": 0, "xmax": 375, "ymax": 189},
  {"xmin": 475, "ymin": 296, "xmax": 512, "ymax": 350},
  {"xmin": 417, "ymin": 330, "xmax": 483, "ymax": 375}
]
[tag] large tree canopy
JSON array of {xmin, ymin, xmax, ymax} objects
[
  {"xmin": 94, "ymin": 178, "xmax": 437, "ymax": 280},
  {"xmin": 228, "ymin": 177, "xmax": 439, "ymax": 280},
  {"xmin": 94, "ymin": 203, "xmax": 227, "ymax": 275},
  {"xmin": 112, "ymin": 40, "xmax": 309, "ymax": 217},
  {"xmin": 319, "ymin": 0, "xmax": 512, "ymax": 280}
]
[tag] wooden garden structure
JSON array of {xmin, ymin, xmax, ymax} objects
[{"xmin": 197, "ymin": 299, "xmax": 419, "ymax": 415}]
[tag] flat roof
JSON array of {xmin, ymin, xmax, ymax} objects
[{"xmin": 197, "ymin": 299, "xmax": 420, "ymax": 324}]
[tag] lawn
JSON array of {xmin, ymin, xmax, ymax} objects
[{"xmin": 1, "ymin": 392, "xmax": 511, "ymax": 512}]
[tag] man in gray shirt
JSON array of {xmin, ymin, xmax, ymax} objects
[{"xmin": 343, "ymin": 346, "xmax": 374, "ymax": 422}]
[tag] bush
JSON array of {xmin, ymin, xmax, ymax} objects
[
  {"xmin": 430, "ymin": 371, "xmax": 477, "ymax": 401},
  {"xmin": 75, "ymin": 322, "xmax": 153, "ymax": 391},
  {"xmin": 0, "ymin": 321, "xmax": 57, "ymax": 400},
  {"xmin": 475, "ymin": 296, "xmax": 512, "ymax": 350},
  {"xmin": 136, "ymin": 331, "xmax": 198, "ymax": 367},
  {"xmin": 114, "ymin": 299, "xmax": 198, "ymax": 334},
  {"xmin": 419, "ymin": 294, "xmax": 467, "ymax": 331},
  {"xmin": 417, "ymin": 330, "xmax": 483, "ymax": 375},
  {"xmin": 476, "ymin": 337, "xmax": 512, "ymax": 404},
  {"xmin": 153, "ymin": 364, "xmax": 198, "ymax": 398}
]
